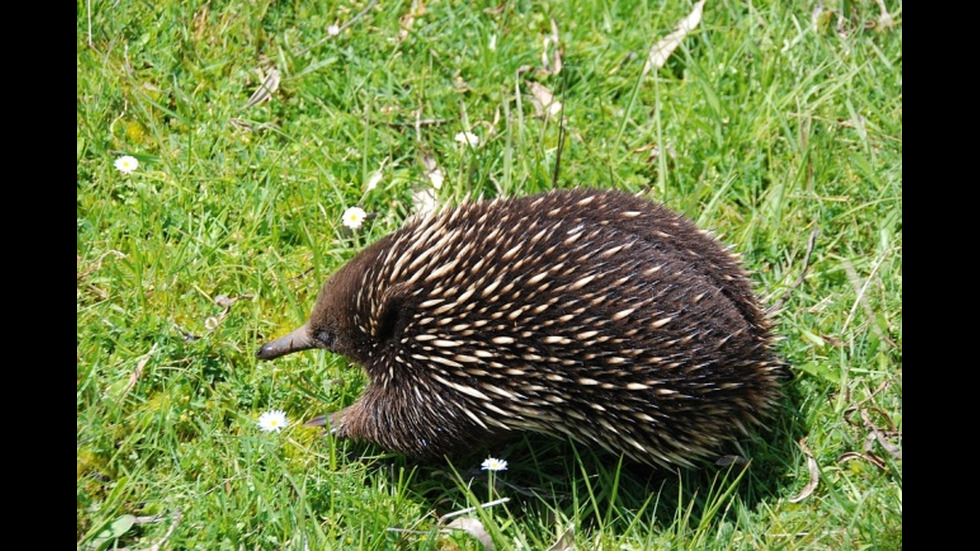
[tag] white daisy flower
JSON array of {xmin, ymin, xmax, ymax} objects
[
  {"xmin": 327, "ymin": 24, "xmax": 341, "ymax": 37},
  {"xmin": 342, "ymin": 206, "xmax": 367, "ymax": 230},
  {"xmin": 454, "ymin": 131, "xmax": 480, "ymax": 147},
  {"xmin": 114, "ymin": 155, "xmax": 139, "ymax": 174},
  {"xmin": 481, "ymin": 457, "xmax": 508, "ymax": 472},
  {"xmin": 344, "ymin": 207, "xmax": 367, "ymax": 230},
  {"xmin": 257, "ymin": 409, "xmax": 289, "ymax": 433}
]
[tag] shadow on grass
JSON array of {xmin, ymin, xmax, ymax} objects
[{"xmin": 330, "ymin": 377, "xmax": 807, "ymax": 537}]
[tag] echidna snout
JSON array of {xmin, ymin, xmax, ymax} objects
[{"xmin": 257, "ymin": 189, "xmax": 785, "ymax": 468}]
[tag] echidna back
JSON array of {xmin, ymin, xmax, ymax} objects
[{"xmin": 299, "ymin": 189, "xmax": 785, "ymax": 467}]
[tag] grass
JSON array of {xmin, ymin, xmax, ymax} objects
[{"xmin": 77, "ymin": 0, "xmax": 902, "ymax": 549}]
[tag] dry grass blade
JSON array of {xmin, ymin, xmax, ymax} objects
[
  {"xmin": 420, "ymin": 151, "xmax": 438, "ymax": 172},
  {"xmin": 811, "ymin": 3, "xmax": 832, "ymax": 31},
  {"xmin": 528, "ymin": 81, "xmax": 562, "ymax": 118},
  {"xmin": 545, "ymin": 524, "xmax": 575, "ymax": 551},
  {"xmin": 134, "ymin": 510, "xmax": 183, "ymax": 551},
  {"xmin": 421, "ymin": 152, "xmax": 445, "ymax": 190},
  {"xmin": 841, "ymin": 381, "xmax": 902, "ymax": 462},
  {"xmin": 121, "ymin": 343, "xmax": 159, "ymax": 399},
  {"xmin": 862, "ymin": 430, "xmax": 901, "ymax": 463},
  {"xmin": 873, "ymin": 0, "xmax": 895, "ymax": 29},
  {"xmin": 642, "ymin": 0, "xmax": 705, "ymax": 77},
  {"xmin": 858, "ymin": 405, "xmax": 897, "ymax": 433},
  {"xmin": 633, "ymin": 142, "xmax": 677, "ymax": 164},
  {"xmin": 132, "ymin": 513, "xmax": 167, "ymax": 524},
  {"xmin": 426, "ymin": 167, "xmax": 444, "ymax": 189},
  {"xmin": 838, "ymin": 451, "xmax": 886, "ymax": 470},
  {"xmin": 411, "ymin": 186, "xmax": 438, "ymax": 215},
  {"xmin": 86, "ymin": 0, "xmax": 93, "ymax": 46},
  {"xmin": 844, "ymin": 380, "xmax": 891, "ymax": 413},
  {"xmin": 77, "ymin": 250, "xmax": 126, "ymax": 281},
  {"xmin": 398, "ymin": 0, "xmax": 426, "ymax": 43},
  {"xmin": 438, "ymin": 497, "xmax": 510, "ymax": 524},
  {"xmin": 538, "ymin": 19, "xmax": 563, "ymax": 76},
  {"xmin": 204, "ymin": 293, "xmax": 254, "ymax": 331},
  {"xmin": 243, "ymin": 67, "xmax": 280, "ymax": 109},
  {"xmin": 446, "ymin": 517, "xmax": 494, "ymax": 550},
  {"xmin": 229, "ymin": 118, "xmax": 253, "ymax": 131},
  {"xmin": 191, "ymin": 4, "xmax": 209, "ymax": 40},
  {"xmin": 378, "ymin": 118, "xmax": 447, "ymax": 128},
  {"xmin": 860, "ymin": 408, "xmax": 901, "ymax": 461},
  {"xmin": 870, "ymin": 427, "xmax": 902, "ymax": 460},
  {"xmin": 290, "ymin": 267, "xmax": 315, "ymax": 281},
  {"xmin": 437, "ymin": 498, "xmax": 509, "ymax": 551},
  {"xmin": 174, "ymin": 322, "xmax": 200, "ymax": 342},
  {"xmin": 214, "ymin": 294, "xmax": 236, "ymax": 308},
  {"xmin": 789, "ymin": 438, "xmax": 819, "ymax": 503}
]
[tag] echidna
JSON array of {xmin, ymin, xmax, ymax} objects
[{"xmin": 257, "ymin": 189, "xmax": 785, "ymax": 468}]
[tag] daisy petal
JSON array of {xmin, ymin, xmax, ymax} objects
[{"xmin": 481, "ymin": 457, "xmax": 508, "ymax": 471}]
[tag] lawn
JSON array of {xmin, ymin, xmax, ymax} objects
[{"xmin": 77, "ymin": 1, "xmax": 902, "ymax": 549}]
